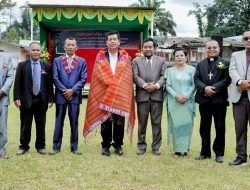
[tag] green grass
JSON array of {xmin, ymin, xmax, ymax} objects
[{"xmin": 1, "ymin": 97, "xmax": 250, "ymax": 190}]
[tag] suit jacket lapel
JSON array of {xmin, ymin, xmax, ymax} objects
[
  {"xmin": 202, "ymin": 58, "xmax": 209, "ymax": 82},
  {"xmin": 0, "ymin": 62, "xmax": 2, "ymax": 77},
  {"xmin": 0, "ymin": 55, "xmax": 8, "ymax": 76},
  {"xmin": 241, "ymin": 50, "xmax": 247, "ymax": 73},
  {"xmin": 211, "ymin": 58, "xmax": 221, "ymax": 80},
  {"xmin": 40, "ymin": 61, "xmax": 45, "ymax": 91},
  {"xmin": 142, "ymin": 56, "xmax": 147, "ymax": 70},
  {"xmin": 27, "ymin": 60, "xmax": 33, "ymax": 82},
  {"xmin": 151, "ymin": 56, "xmax": 155, "ymax": 73},
  {"xmin": 0, "ymin": 62, "xmax": 2, "ymax": 87}
]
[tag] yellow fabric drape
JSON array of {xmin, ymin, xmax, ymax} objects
[{"xmin": 33, "ymin": 7, "xmax": 153, "ymax": 24}]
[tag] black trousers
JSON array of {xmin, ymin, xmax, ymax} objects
[
  {"xmin": 19, "ymin": 94, "xmax": 47, "ymax": 151},
  {"xmin": 101, "ymin": 114, "xmax": 125, "ymax": 149},
  {"xmin": 232, "ymin": 95, "xmax": 250, "ymax": 161},
  {"xmin": 199, "ymin": 103, "xmax": 227, "ymax": 157}
]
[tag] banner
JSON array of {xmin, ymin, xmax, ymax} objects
[{"xmin": 50, "ymin": 30, "xmax": 140, "ymax": 53}]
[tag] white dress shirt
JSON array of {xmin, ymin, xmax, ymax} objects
[
  {"xmin": 66, "ymin": 54, "xmax": 75, "ymax": 65},
  {"xmin": 109, "ymin": 52, "xmax": 118, "ymax": 75}
]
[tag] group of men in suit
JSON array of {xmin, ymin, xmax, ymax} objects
[
  {"xmin": 1, "ymin": 29, "xmax": 250, "ymax": 168},
  {"xmin": 85, "ymin": 31, "xmax": 166, "ymax": 157},
  {"xmin": 12, "ymin": 38, "xmax": 87, "ymax": 157},
  {"xmin": 1, "ymin": 32, "xmax": 171, "ymax": 158},
  {"xmin": 86, "ymin": 28, "xmax": 250, "ymax": 167},
  {"xmin": 193, "ymin": 29, "xmax": 250, "ymax": 167}
]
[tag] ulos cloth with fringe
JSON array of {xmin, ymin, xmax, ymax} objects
[{"xmin": 83, "ymin": 48, "xmax": 135, "ymax": 142}]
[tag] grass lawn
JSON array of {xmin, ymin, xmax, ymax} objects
[{"xmin": 1, "ymin": 97, "xmax": 250, "ymax": 190}]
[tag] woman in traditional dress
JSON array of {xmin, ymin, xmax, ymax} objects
[{"xmin": 165, "ymin": 48, "xmax": 196, "ymax": 157}]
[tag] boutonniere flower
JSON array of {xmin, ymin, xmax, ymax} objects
[
  {"xmin": 135, "ymin": 52, "xmax": 143, "ymax": 57},
  {"xmin": 217, "ymin": 62, "xmax": 228, "ymax": 70},
  {"xmin": 2, "ymin": 63, "xmax": 7, "ymax": 69},
  {"xmin": 41, "ymin": 69, "xmax": 46, "ymax": 74}
]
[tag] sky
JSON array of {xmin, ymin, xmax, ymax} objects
[{"xmin": 7, "ymin": 0, "xmax": 214, "ymax": 37}]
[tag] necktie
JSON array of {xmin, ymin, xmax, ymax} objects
[
  {"xmin": 245, "ymin": 51, "xmax": 250, "ymax": 79},
  {"xmin": 145, "ymin": 58, "xmax": 152, "ymax": 82},
  {"xmin": 33, "ymin": 62, "xmax": 39, "ymax": 95}
]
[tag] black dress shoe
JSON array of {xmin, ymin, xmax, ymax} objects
[
  {"xmin": 183, "ymin": 152, "xmax": 190, "ymax": 157},
  {"xmin": 0, "ymin": 152, "xmax": 9, "ymax": 159},
  {"xmin": 215, "ymin": 156, "xmax": 223, "ymax": 163},
  {"xmin": 195, "ymin": 155, "xmax": 211, "ymax": 160},
  {"xmin": 101, "ymin": 148, "xmax": 110, "ymax": 156},
  {"xmin": 37, "ymin": 149, "xmax": 47, "ymax": 155},
  {"xmin": 115, "ymin": 147, "xmax": 123, "ymax": 156},
  {"xmin": 152, "ymin": 149, "xmax": 161, "ymax": 155},
  {"xmin": 72, "ymin": 150, "xmax": 82, "ymax": 155},
  {"xmin": 16, "ymin": 149, "xmax": 28, "ymax": 155},
  {"xmin": 137, "ymin": 149, "xmax": 146, "ymax": 155},
  {"xmin": 229, "ymin": 158, "xmax": 247, "ymax": 167},
  {"xmin": 48, "ymin": 149, "xmax": 60, "ymax": 155},
  {"xmin": 174, "ymin": 152, "xmax": 181, "ymax": 158}
]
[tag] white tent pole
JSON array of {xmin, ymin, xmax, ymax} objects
[
  {"xmin": 30, "ymin": 8, "xmax": 33, "ymax": 41},
  {"xmin": 150, "ymin": 12, "xmax": 154, "ymax": 37}
]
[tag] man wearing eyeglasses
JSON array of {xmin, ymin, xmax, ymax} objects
[
  {"xmin": 228, "ymin": 29, "xmax": 250, "ymax": 167},
  {"xmin": 194, "ymin": 40, "xmax": 231, "ymax": 163}
]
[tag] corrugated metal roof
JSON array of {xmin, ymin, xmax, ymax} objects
[
  {"xmin": 0, "ymin": 39, "xmax": 19, "ymax": 47},
  {"xmin": 19, "ymin": 40, "xmax": 40, "ymax": 48},
  {"xmin": 155, "ymin": 37, "xmax": 244, "ymax": 48},
  {"xmin": 225, "ymin": 35, "xmax": 242, "ymax": 41},
  {"xmin": 155, "ymin": 37, "xmax": 208, "ymax": 49}
]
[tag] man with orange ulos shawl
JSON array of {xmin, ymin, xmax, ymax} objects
[{"xmin": 84, "ymin": 31, "xmax": 135, "ymax": 156}]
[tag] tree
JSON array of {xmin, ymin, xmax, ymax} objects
[
  {"xmin": 206, "ymin": 0, "xmax": 250, "ymax": 36},
  {"xmin": 189, "ymin": 0, "xmax": 250, "ymax": 37},
  {"xmin": 2, "ymin": 2, "xmax": 40, "ymax": 41},
  {"xmin": 19, "ymin": 4, "xmax": 39, "ymax": 40},
  {"xmin": 2, "ymin": 26, "xmax": 19, "ymax": 43},
  {"xmin": 0, "ymin": 0, "xmax": 16, "ymax": 11},
  {"xmin": 0, "ymin": 0, "xmax": 16, "ymax": 26},
  {"xmin": 130, "ymin": 0, "xmax": 176, "ymax": 36},
  {"xmin": 188, "ymin": 3, "xmax": 205, "ymax": 37}
]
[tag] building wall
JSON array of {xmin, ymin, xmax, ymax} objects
[
  {"xmin": 0, "ymin": 40, "xmax": 23, "ymax": 69},
  {"xmin": 157, "ymin": 45, "xmax": 244, "ymax": 67}
]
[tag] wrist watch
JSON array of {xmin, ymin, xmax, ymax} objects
[{"xmin": 237, "ymin": 80, "xmax": 242, "ymax": 85}]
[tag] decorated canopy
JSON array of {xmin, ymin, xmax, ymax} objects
[{"xmin": 29, "ymin": 4, "xmax": 154, "ymax": 43}]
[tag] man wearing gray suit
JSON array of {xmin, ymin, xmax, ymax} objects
[
  {"xmin": 228, "ymin": 29, "xmax": 250, "ymax": 167},
  {"xmin": 0, "ymin": 52, "xmax": 14, "ymax": 159},
  {"xmin": 133, "ymin": 38, "xmax": 167, "ymax": 155}
]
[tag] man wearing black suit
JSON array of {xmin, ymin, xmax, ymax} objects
[
  {"xmin": 14, "ymin": 42, "xmax": 53, "ymax": 155},
  {"xmin": 194, "ymin": 40, "xmax": 231, "ymax": 163}
]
